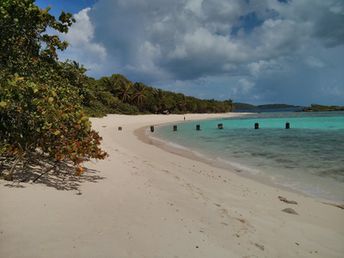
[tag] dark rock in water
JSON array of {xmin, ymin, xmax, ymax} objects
[
  {"xmin": 282, "ymin": 208, "xmax": 298, "ymax": 215},
  {"xmin": 278, "ymin": 196, "xmax": 298, "ymax": 205}
]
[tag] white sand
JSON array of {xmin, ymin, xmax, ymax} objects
[{"xmin": 1, "ymin": 113, "xmax": 343, "ymax": 258}]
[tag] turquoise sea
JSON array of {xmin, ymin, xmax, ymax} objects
[{"xmin": 154, "ymin": 112, "xmax": 344, "ymax": 202}]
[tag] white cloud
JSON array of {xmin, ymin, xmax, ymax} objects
[
  {"xmin": 305, "ymin": 56, "xmax": 325, "ymax": 68},
  {"xmin": 238, "ymin": 78, "xmax": 255, "ymax": 93},
  {"xmin": 59, "ymin": 8, "xmax": 107, "ymax": 72},
  {"xmin": 59, "ymin": 0, "xmax": 344, "ymax": 105},
  {"xmin": 185, "ymin": 0, "xmax": 203, "ymax": 16}
]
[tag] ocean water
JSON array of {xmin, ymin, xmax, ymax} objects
[{"xmin": 154, "ymin": 112, "xmax": 344, "ymax": 202}]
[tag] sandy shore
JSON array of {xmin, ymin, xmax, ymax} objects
[{"xmin": 1, "ymin": 113, "xmax": 343, "ymax": 258}]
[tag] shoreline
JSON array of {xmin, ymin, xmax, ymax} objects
[
  {"xmin": 135, "ymin": 116, "xmax": 343, "ymax": 204},
  {"xmin": 1, "ymin": 113, "xmax": 343, "ymax": 258},
  {"xmin": 135, "ymin": 125, "xmax": 313, "ymax": 202}
]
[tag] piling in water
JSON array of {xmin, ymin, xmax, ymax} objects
[
  {"xmin": 173, "ymin": 125, "xmax": 177, "ymax": 131},
  {"xmin": 254, "ymin": 123, "xmax": 259, "ymax": 129},
  {"xmin": 218, "ymin": 123, "xmax": 223, "ymax": 129},
  {"xmin": 196, "ymin": 124, "xmax": 201, "ymax": 131},
  {"xmin": 286, "ymin": 122, "xmax": 290, "ymax": 129},
  {"xmin": 150, "ymin": 126, "xmax": 154, "ymax": 132}
]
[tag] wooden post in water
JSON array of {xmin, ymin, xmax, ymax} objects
[
  {"xmin": 118, "ymin": 126, "xmax": 122, "ymax": 131},
  {"xmin": 173, "ymin": 125, "xmax": 177, "ymax": 131},
  {"xmin": 150, "ymin": 126, "xmax": 154, "ymax": 132},
  {"xmin": 217, "ymin": 123, "xmax": 223, "ymax": 129},
  {"xmin": 254, "ymin": 123, "xmax": 259, "ymax": 129},
  {"xmin": 196, "ymin": 124, "xmax": 201, "ymax": 131},
  {"xmin": 285, "ymin": 122, "xmax": 290, "ymax": 129}
]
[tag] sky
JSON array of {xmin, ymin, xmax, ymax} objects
[{"xmin": 36, "ymin": 0, "xmax": 344, "ymax": 105}]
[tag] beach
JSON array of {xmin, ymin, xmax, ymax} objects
[{"xmin": 1, "ymin": 113, "xmax": 343, "ymax": 258}]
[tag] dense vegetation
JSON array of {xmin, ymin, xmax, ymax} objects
[
  {"xmin": 82, "ymin": 74, "xmax": 233, "ymax": 117},
  {"xmin": 3, "ymin": 0, "xmax": 339, "ymax": 185},
  {"xmin": 0, "ymin": 0, "xmax": 233, "ymax": 182},
  {"xmin": 302, "ymin": 104, "xmax": 344, "ymax": 112},
  {"xmin": 0, "ymin": 0, "xmax": 107, "ymax": 181},
  {"xmin": 234, "ymin": 103, "xmax": 344, "ymax": 113},
  {"xmin": 233, "ymin": 103, "xmax": 302, "ymax": 112}
]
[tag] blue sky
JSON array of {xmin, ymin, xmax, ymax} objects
[
  {"xmin": 36, "ymin": 0, "xmax": 96, "ymax": 16},
  {"xmin": 36, "ymin": 0, "xmax": 344, "ymax": 106}
]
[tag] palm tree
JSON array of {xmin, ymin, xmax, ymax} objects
[
  {"xmin": 179, "ymin": 95, "xmax": 187, "ymax": 114},
  {"xmin": 100, "ymin": 77, "xmax": 114, "ymax": 93},
  {"xmin": 223, "ymin": 99, "xmax": 233, "ymax": 112},
  {"xmin": 132, "ymin": 82, "xmax": 147, "ymax": 108},
  {"xmin": 152, "ymin": 88, "xmax": 164, "ymax": 113},
  {"xmin": 116, "ymin": 82, "xmax": 133, "ymax": 103}
]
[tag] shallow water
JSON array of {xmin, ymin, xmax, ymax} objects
[{"xmin": 155, "ymin": 112, "xmax": 344, "ymax": 201}]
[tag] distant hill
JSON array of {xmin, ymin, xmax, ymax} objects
[
  {"xmin": 302, "ymin": 104, "xmax": 344, "ymax": 112},
  {"xmin": 233, "ymin": 103, "xmax": 303, "ymax": 112},
  {"xmin": 233, "ymin": 102, "xmax": 255, "ymax": 110}
]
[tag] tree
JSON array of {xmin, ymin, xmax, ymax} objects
[
  {"xmin": 116, "ymin": 82, "xmax": 133, "ymax": 103},
  {"xmin": 0, "ymin": 0, "xmax": 74, "ymax": 76},
  {"xmin": 132, "ymin": 82, "xmax": 147, "ymax": 108},
  {"xmin": 152, "ymin": 89, "xmax": 165, "ymax": 113},
  {"xmin": 0, "ymin": 0, "xmax": 106, "ymax": 180},
  {"xmin": 224, "ymin": 99, "xmax": 233, "ymax": 112}
]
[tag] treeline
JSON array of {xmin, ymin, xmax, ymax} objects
[
  {"xmin": 0, "ymin": 0, "xmax": 233, "ymax": 181},
  {"xmin": 233, "ymin": 102, "xmax": 302, "ymax": 112},
  {"xmin": 80, "ymin": 74, "xmax": 233, "ymax": 117},
  {"xmin": 302, "ymin": 104, "xmax": 344, "ymax": 112},
  {"xmin": 0, "ymin": 0, "xmax": 107, "ymax": 181}
]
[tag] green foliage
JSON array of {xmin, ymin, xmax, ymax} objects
[
  {"xmin": 0, "ymin": 0, "xmax": 106, "ymax": 179},
  {"xmin": 0, "ymin": 0, "xmax": 74, "ymax": 76},
  {"xmin": 303, "ymin": 104, "xmax": 344, "ymax": 112},
  {"xmin": 82, "ymin": 74, "xmax": 233, "ymax": 116},
  {"xmin": 0, "ymin": 75, "xmax": 106, "ymax": 165},
  {"xmin": 80, "ymin": 75, "xmax": 140, "ymax": 117},
  {"xmin": 0, "ymin": 0, "xmax": 233, "ymax": 183},
  {"xmin": 233, "ymin": 103, "xmax": 303, "ymax": 112}
]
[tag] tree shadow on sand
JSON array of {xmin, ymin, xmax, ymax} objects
[{"xmin": 1, "ymin": 157, "xmax": 105, "ymax": 191}]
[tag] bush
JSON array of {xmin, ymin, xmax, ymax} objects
[
  {"xmin": 0, "ymin": 0, "xmax": 107, "ymax": 179},
  {"xmin": 0, "ymin": 75, "xmax": 107, "ymax": 176}
]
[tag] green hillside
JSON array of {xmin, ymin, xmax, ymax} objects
[{"xmin": 81, "ymin": 74, "xmax": 233, "ymax": 117}]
